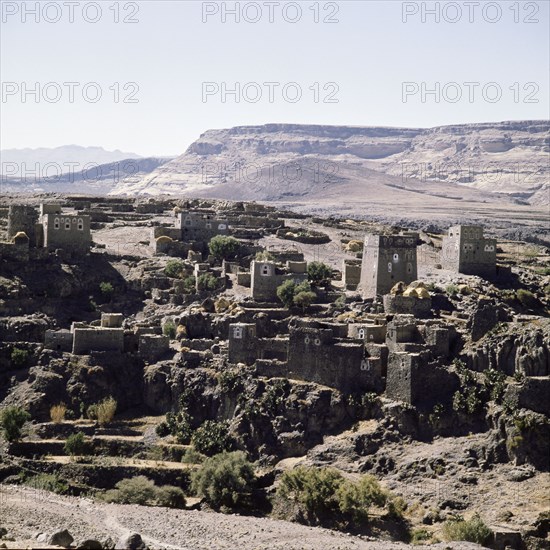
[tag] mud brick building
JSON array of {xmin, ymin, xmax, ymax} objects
[
  {"xmin": 441, "ymin": 225, "xmax": 496, "ymax": 277},
  {"xmin": 360, "ymin": 232, "xmax": 418, "ymax": 298}
]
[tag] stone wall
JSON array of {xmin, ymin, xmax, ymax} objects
[
  {"xmin": 7, "ymin": 205, "xmax": 38, "ymax": 246},
  {"xmin": 72, "ymin": 328, "xmax": 124, "ymax": 355},
  {"xmin": 343, "ymin": 259, "xmax": 362, "ymax": 290},
  {"xmin": 44, "ymin": 330, "xmax": 73, "ymax": 352}
]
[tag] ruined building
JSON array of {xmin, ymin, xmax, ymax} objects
[
  {"xmin": 441, "ymin": 225, "xmax": 496, "ymax": 277},
  {"xmin": 359, "ymin": 232, "xmax": 418, "ymax": 298}
]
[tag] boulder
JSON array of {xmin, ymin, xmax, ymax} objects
[
  {"xmin": 115, "ymin": 533, "xmax": 147, "ymax": 550},
  {"xmin": 48, "ymin": 529, "xmax": 74, "ymax": 548}
]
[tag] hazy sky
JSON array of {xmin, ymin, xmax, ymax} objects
[{"xmin": 1, "ymin": 0, "xmax": 549, "ymax": 156}]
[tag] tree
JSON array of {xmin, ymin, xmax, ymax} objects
[
  {"xmin": 277, "ymin": 280, "xmax": 297, "ymax": 308},
  {"xmin": 293, "ymin": 291, "xmax": 316, "ymax": 312},
  {"xmin": 64, "ymin": 431, "xmax": 89, "ymax": 456},
  {"xmin": 191, "ymin": 451, "xmax": 256, "ymax": 510},
  {"xmin": 99, "ymin": 282, "xmax": 114, "ymax": 301},
  {"xmin": 0, "ymin": 406, "xmax": 30, "ymax": 442},
  {"xmin": 307, "ymin": 262, "xmax": 332, "ymax": 285},
  {"xmin": 208, "ymin": 236, "xmax": 240, "ymax": 261}
]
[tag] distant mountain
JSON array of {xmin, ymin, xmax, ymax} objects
[
  {"xmin": 0, "ymin": 145, "xmax": 142, "ymax": 177},
  {"xmin": 113, "ymin": 121, "xmax": 549, "ymax": 210},
  {"xmin": 1, "ymin": 157, "xmax": 173, "ymax": 194}
]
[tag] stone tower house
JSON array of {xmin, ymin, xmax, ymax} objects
[
  {"xmin": 441, "ymin": 225, "xmax": 496, "ymax": 277},
  {"xmin": 359, "ymin": 233, "xmax": 418, "ymax": 298}
]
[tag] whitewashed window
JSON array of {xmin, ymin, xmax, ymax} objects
[
  {"xmin": 407, "ymin": 262, "xmax": 413, "ymax": 274},
  {"xmin": 65, "ymin": 221, "xmax": 71, "ymax": 230},
  {"xmin": 358, "ymin": 329, "xmax": 365, "ymax": 339},
  {"xmin": 261, "ymin": 264, "xmax": 270, "ymax": 276},
  {"xmin": 304, "ymin": 336, "xmax": 310, "ymax": 345},
  {"xmin": 233, "ymin": 326, "xmax": 243, "ymax": 339},
  {"xmin": 388, "ymin": 263, "xmax": 392, "ymax": 273},
  {"xmin": 218, "ymin": 223, "xmax": 227, "ymax": 230},
  {"xmin": 77, "ymin": 218, "xmax": 84, "ymax": 231},
  {"xmin": 393, "ymin": 253, "xmax": 399, "ymax": 262},
  {"xmin": 54, "ymin": 218, "xmax": 60, "ymax": 230},
  {"xmin": 314, "ymin": 338, "xmax": 321, "ymax": 346}
]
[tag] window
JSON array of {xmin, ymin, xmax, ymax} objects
[
  {"xmin": 77, "ymin": 218, "xmax": 84, "ymax": 231},
  {"xmin": 205, "ymin": 222, "xmax": 212, "ymax": 229},
  {"xmin": 393, "ymin": 253, "xmax": 399, "ymax": 262},
  {"xmin": 185, "ymin": 220, "xmax": 192, "ymax": 226},
  {"xmin": 388, "ymin": 263, "xmax": 392, "ymax": 273},
  {"xmin": 65, "ymin": 221, "xmax": 71, "ymax": 230},
  {"xmin": 233, "ymin": 326, "xmax": 243, "ymax": 339},
  {"xmin": 314, "ymin": 338, "xmax": 321, "ymax": 346},
  {"xmin": 358, "ymin": 329, "xmax": 365, "ymax": 339},
  {"xmin": 261, "ymin": 264, "xmax": 270, "ymax": 276},
  {"xmin": 304, "ymin": 336, "xmax": 310, "ymax": 344},
  {"xmin": 406, "ymin": 262, "xmax": 413, "ymax": 274},
  {"xmin": 54, "ymin": 218, "xmax": 60, "ymax": 230},
  {"xmin": 218, "ymin": 223, "xmax": 227, "ymax": 230}
]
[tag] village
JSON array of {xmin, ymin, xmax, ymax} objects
[{"xmin": 0, "ymin": 196, "xmax": 548, "ymax": 549}]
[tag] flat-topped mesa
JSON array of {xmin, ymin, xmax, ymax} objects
[
  {"xmin": 441, "ymin": 224, "xmax": 496, "ymax": 277},
  {"xmin": 359, "ymin": 232, "xmax": 419, "ymax": 299}
]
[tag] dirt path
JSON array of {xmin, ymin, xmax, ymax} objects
[{"xmin": 0, "ymin": 485, "xmax": 485, "ymax": 550}]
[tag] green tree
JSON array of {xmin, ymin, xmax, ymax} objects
[
  {"xmin": 307, "ymin": 262, "xmax": 332, "ymax": 285},
  {"xmin": 277, "ymin": 280, "xmax": 297, "ymax": 308},
  {"xmin": 208, "ymin": 236, "xmax": 240, "ymax": 261},
  {"xmin": 0, "ymin": 406, "xmax": 30, "ymax": 442},
  {"xmin": 191, "ymin": 451, "xmax": 255, "ymax": 510},
  {"xmin": 293, "ymin": 291, "xmax": 316, "ymax": 312}
]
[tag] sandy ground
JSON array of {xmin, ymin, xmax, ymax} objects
[{"xmin": 0, "ymin": 485, "xmax": 487, "ymax": 550}]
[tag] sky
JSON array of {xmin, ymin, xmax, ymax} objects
[{"xmin": 1, "ymin": 0, "xmax": 549, "ymax": 156}]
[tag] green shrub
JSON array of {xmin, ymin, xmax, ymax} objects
[
  {"xmin": 191, "ymin": 420, "xmax": 234, "ymax": 456},
  {"xmin": 0, "ymin": 406, "xmax": 30, "ymax": 442},
  {"xmin": 445, "ymin": 284, "xmax": 459, "ymax": 298},
  {"xmin": 165, "ymin": 409, "xmax": 193, "ymax": 444},
  {"xmin": 293, "ymin": 290, "xmax": 316, "ymax": 312},
  {"xmin": 10, "ymin": 347, "xmax": 29, "ymax": 367},
  {"xmin": 25, "ymin": 473, "xmax": 68, "ymax": 495},
  {"xmin": 88, "ymin": 396, "xmax": 117, "ymax": 425},
  {"xmin": 99, "ymin": 282, "xmax": 114, "ymax": 300},
  {"xmin": 181, "ymin": 447, "xmax": 206, "ymax": 464},
  {"xmin": 410, "ymin": 528, "xmax": 432, "ymax": 544},
  {"xmin": 485, "ymin": 368, "xmax": 507, "ymax": 403},
  {"xmin": 165, "ymin": 260, "xmax": 185, "ymax": 278},
  {"xmin": 182, "ymin": 276, "xmax": 196, "ymax": 293},
  {"xmin": 163, "ymin": 320, "xmax": 176, "ymax": 339},
  {"xmin": 307, "ymin": 262, "xmax": 332, "ymax": 285},
  {"xmin": 255, "ymin": 250, "xmax": 274, "ymax": 261},
  {"xmin": 103, "ymin": 476, "xmax": 157, "ymax": 505},
  {"xmin": 191, "ymin": 451, "xmax": 255, "ymax": 510},
  {"xmin": 197, "ymin": 273, "xmax": 219, "ymax": 291},
  {"xmin": 442, "ymin": 514, "xmax": 492, "ymax": 545},
  {"xmin": 208, "ymin": 235, "xmax": 240, "ymax": 260},
  {"xmin": 276, "ymin": 467, "xmax": 391, "ymax": 528},
  {"xmin": 516, "ymin": 289, "xmax": 539, "ymax": 309},
  {"xmin": 64, "ymin": 431, "xmax": 89, "ymax": 456},
  {"xmin": 156, "ymin": 484, "xmax": 186, "ymax": 508}
]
